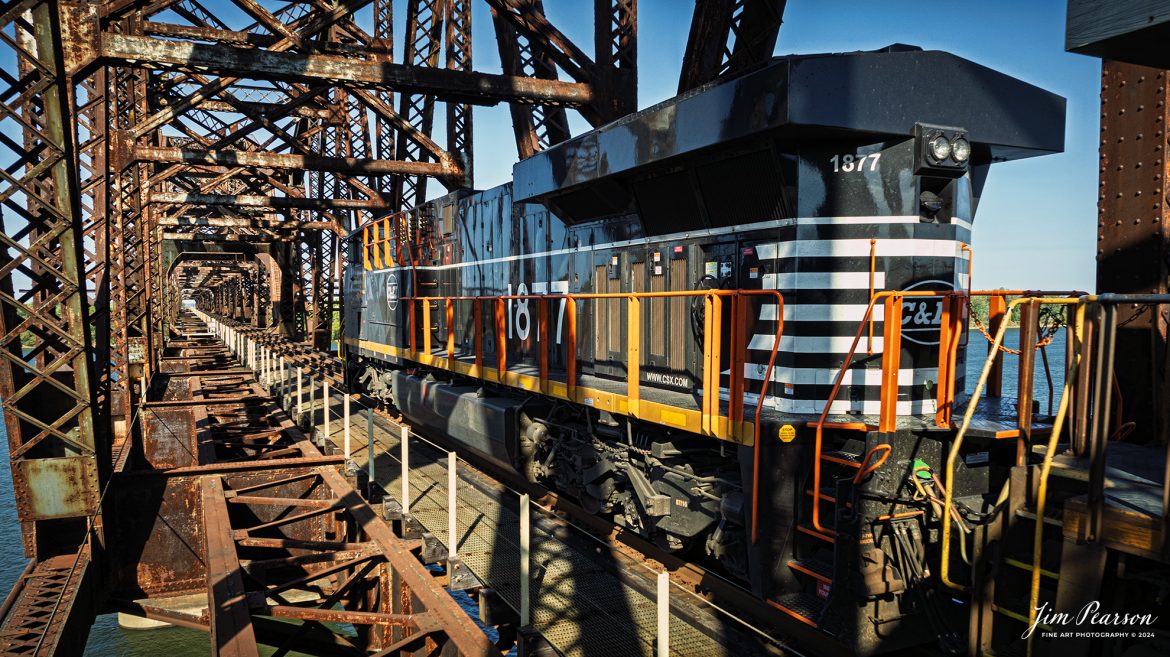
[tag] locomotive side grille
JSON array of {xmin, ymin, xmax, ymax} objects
[
  {"xmin": 607, "ymin": 272, "xmax": 621, "ymax": 352},
  {"xmin": 594, "ymin": 265, "xmax": 607, "ymax": 360},
  {"xmin": 646, "ymin": 262, "xmax": 666, "ymax": 362},
  {"xmin": 670, "ymin": 258, "xmax": 686, "ymax": 368}
]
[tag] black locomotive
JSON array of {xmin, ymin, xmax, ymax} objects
[{"xmin": 343, "ymin": 45, "xmax": 1064, "ymax": 654}]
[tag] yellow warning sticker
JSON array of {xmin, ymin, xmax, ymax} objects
[{"xmin": 779, "ymin": 424, "xmax": 796, "ymax": 443}]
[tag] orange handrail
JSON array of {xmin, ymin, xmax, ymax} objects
[
  {"xmin": 397, "ymin": 289, "xmax": 783, "ymax": 437},
  {"xmin": 743, "ymin": 290, "xmax": 784, "ymax": 544},
  {"xmin": 853, "ymin": 443, "xmax": 892, "ymax": 484},
  {"xmin": 811, "ymin": 288, "xmax": 1087, "ymax": 536}
]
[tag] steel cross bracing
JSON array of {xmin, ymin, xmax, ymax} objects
[
  {"xmin": 0, "ymin": 0, "xmax": 791, "ymax": 654},
  {"xmin": 114, "ymin": 313, "xmax": 498, "ymax": 657}
]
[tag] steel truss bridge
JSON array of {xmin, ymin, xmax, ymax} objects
[{"xmin": 0, "ymin": 1, "xmax": 786, "ymax": 655}]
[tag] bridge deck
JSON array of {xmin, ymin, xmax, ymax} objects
[{"xmin": 281, "ymin": 370, "xmax": 773, "ymax": 657}]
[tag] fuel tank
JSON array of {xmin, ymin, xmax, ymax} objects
[{"xmin": 390, "ymin": 371, "xmax": 522, "ymax": 473}]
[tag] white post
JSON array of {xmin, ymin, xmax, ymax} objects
[
  {"xmin": 279, "ymin": 356, "xmax": 286, "ymax": 406},
  {"xmin": 322, "ymin": 378, "xmax": 331, "ymax": 445},
  {"xmin": 520, "ymin": 493, "xmax": 530, "ymax": 627},
  {"xmin": 448, "ymin": 451, "xmax": 457, "ymax": 562},
  {"xmin": 343, "ymin": 393, "xmax": 351, "ymax": 459},
  {"xmin": 296, "ymin": 367, "xmax": 303, "ymax": 417},
  {"xmin": 657, "ymin": 571, "xmax": 670, "ymax": 657},
  {"xmin": 400, "ymin": 425, "xmax": 410, "ymax": 513}
]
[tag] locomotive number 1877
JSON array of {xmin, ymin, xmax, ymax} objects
[{"xmin": 506, "ymin": 280, "xmax": 570, "ymax": 344}]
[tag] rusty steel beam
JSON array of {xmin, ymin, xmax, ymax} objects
[
  {"xmin": 102, "ymin": 33, "xmax": 594, "ymax": 107},
  {"xmin": 201, "ymin": 476, "xmax": 261, "ymax": 657},
  {"xmin": 491, "ymin": 0, "xmax": 571, "ymax": 158},
  {"xmin": 158, "ymin": 217, "xmax": 264, "ymax": 228},
  {"xmin": 162, "ymin": 232, "xmax": 285, "ymax": 242},
  {"xmin": 136, "ymin": 146, "xmax": 451, "ymax": 177},
  {"xmin": 185, "ymin": 98, "xmax": 333, "ymax": 119},
  {"xmin": 679, "ymin": 0, "xmax": 786, "ymax": 93},
  {"xmin": 1097, "ymin": 60, "xmax": 1170, "ymax": 449},
  {"xmin": 0, "ymin": 5, "xmax": 103, "ymax": 608},
  {"xmin": 151, "ymin": 192, "xmax": 394, "ymax": 211},
  {"xmin": 315, "ymin": 465, "xmax": 497, "ymax": 654},
  {"xmin": 594, "ymin": 0, "xmax": 638, "ymax": 120}
]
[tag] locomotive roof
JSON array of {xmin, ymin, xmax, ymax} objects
[{"xmin": 512, "ymin": 45, "xmax": 1066, "ymax": 205}]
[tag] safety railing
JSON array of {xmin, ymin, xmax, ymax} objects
[
  {"xmin": 1072, "ymin": 294, "xmax": 1170, "ymax": 545},
  {"xmin": 386, "ymin": 289, "xmax": 784, "ymax": 445},
  {"xmin": 361, "ymin": 217, "xmax": 396, "ymax": 271},
  {"xmin": 933, "ymin": 292, "xmax": 1170, "ymax": 657},
  {"xmin": 811, "ymin": 289, "xmax": 1083, "ymax": 536}
]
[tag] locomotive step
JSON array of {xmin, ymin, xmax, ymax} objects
[
  {"xmin": 787, "ymin": 556, "xmax": 833, "ymax": 585},
  {"xmin": 1015, "ymin": 507, "xmax": 1063, "ymax": 528},
  {"xmin": 821, "ymin": 450, "xmax": 863, "ymax": 468},
  {"xmin": 805, "ymin": 420, "xmax": 876, "ymax": 432},
  {"xmin": 769, "ymin": 591, "xmax": 824, "ymax": 628},
  {"xmin": 1002, "ymin": 557, "xmax": 1059, "ymax": 580},
  {"xmin": 796, "ymin": 523, "xmax": 835, "ymax": 543},
  {"xmin": 804, "ymin": 487, "xmax": 852, "ymax": 507}
]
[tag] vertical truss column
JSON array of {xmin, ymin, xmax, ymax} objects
[
  {"xmin": 393, "ymin": 0, "xmax": 448, "ymax": 211},
  {"xmin": 0, "ymin": 0, "xmax": 102, "ymax": 565},
  {"xmin": 373, "ymin": 0, "xmax": 395, "ymax": 189},
  {"xmin": 76, "ymin": 67, "xmax": 112, "ymax": 442},
  {"xmin": 679, "ymin": 0, "xmax": 785, "ymax": 93},
  {"xmin": 491, "ymin": 0, "xmax": 571, "ymax": 158},
  {"xmin": 446, "ymin": 0, "xmax": 473, "ymax": 187},
  {"xmin": 594, "ymin": 0, "xmax": 637, "ymax": 120},
  {"xmin": 1098, "ymin": 60, "xmax": 1170, "ymax": 447}
]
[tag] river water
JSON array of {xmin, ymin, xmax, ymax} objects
[{"xmin": 0, "ymin": 328, "xmax": 1067, "ymax": 654}]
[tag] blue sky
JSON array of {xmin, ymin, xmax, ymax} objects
[{"xmin": 468, "ymin": 1, "xmax": 1101, "ymax": 293}]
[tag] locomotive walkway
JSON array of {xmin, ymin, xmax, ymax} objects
[{"xmin": 212, "ymin": 315, "xmax": 780, "ymax": 657}]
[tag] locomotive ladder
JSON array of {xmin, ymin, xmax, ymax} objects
[{"xmin": 776, "ymin": 291, "xmax": 1170, "ymax": 657}]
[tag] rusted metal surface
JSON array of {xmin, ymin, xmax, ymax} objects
[
  {"xmin": 11, "ymin": 459, "xmax": 101, "ymax": 522},
  {"xmin": 110, "ymin": 474, "xmax": 206, "ymax": 599},
  {"xmin": 0, "ymin": 0, "xmax": 102, "ymax": 563},
  {"xmin": 679, "ymin": 0, "xmax": 785, "ymax": 93},
  {"xmin": 202, "ymin": 475, "xmax": 261, "ymax": 657},
  {"xmin": 136, "ymin": 147, "xmax": 454, "ymax": 177},
  {"xmin": 102, "ymin": 33, "xmax": 594, "ymax": 106},
  {"xmin": 99, "ymin": 313, "xmax": 497, "ymax": 655},
  {"xmin": 0, "ymin": 552, "xmax": 95, "ymax": 657},
  {"xmin": 150, "ymin": 193, "xmax": 398, "ymax": 212},
  {"xmin": 1098, "ymin": 60, "xmax": 1170, "ymax": 448}
]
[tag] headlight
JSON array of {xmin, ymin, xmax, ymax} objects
[
  {"xmin": 928, "ymin": 134, "xmax": 951, "ymax": 161},
  {"xmin": 950, "ymin": 136, "xmax": 971, "ymax": 163}
]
